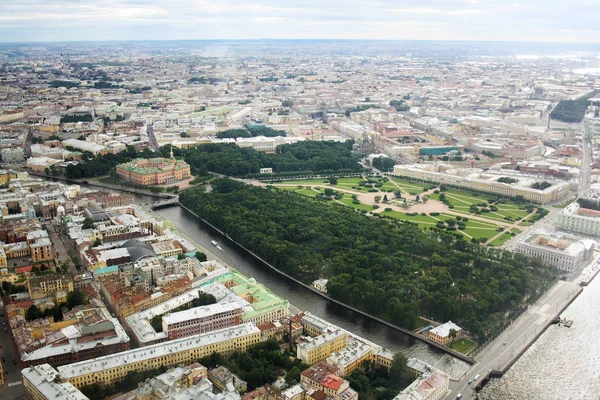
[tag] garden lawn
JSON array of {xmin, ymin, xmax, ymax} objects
[
  {"xmin": 448, "ymin": 338, "xmax": 477, "ymax": 354},
  {"xmin": 388, "ymin": 177, "xmax": 427, "ymax": 193},
  {"xmin": 461, "ymin": 227, "xmax": 500, "ymax": 241},
  {"xmin": 336, "ymin": 196, "xmax": 376, "ymax": 212},
  {"xmin": 379, "ymin": 210, "xmax": 439, "ymax": 229},
  {"xmin": 276, "ymin": 186, "xmax": 301, "ymax": 191},
  {"xmin": 269, "ymin": 179, "xmax": 331, "ymax": 186},
  {"xmin": 489, "ymin": 233, "xmax": 513, "ymax": 247}
]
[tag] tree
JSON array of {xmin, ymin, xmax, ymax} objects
[
  {"xmin": 383, "ymin": 194, "xmax": 389, "ymax": 203},
  {"xmin": 82, "ymin": 217, "xmax": 95, "ymax": 229},
  {"xmin": 26, "ymin": 305, "xmax": 44, "ymax": 321},
  {"xmin": 180, "ymin": 179, "xmax": 556, "ymax": 339},
  {"xmin": 151, "ymin": 315, "xmax": 163, "ymax": 332},
  {"xmin": 449, "ymin": 328, "xmax": 458, "ymax": 346},
  {"xmin": 66, "ymin": 290, "xmax": 85, "ymax": 309},
  {"xmin": 92, "ymin": 238, "xmax": 102, "ymax": 247},
  {"xmin": 195, "ymin": 251, "xmax": 208, "ymax": 262},
  {"xmin": 389, "ymin": 352, "xmax": 409, "ymax": 390},
  {"xmin": 329, "ymin": 177, "xmax": 338, "ymax": 185}
]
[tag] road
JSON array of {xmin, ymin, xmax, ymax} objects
[
  {"xmin": 445, "ymin": 198, "xmax": 598, "ymax": 399},
  {"xmin": 446, "ymin": 277, "xmax": 582, "ymax": 399},
  {"xmin": 0, "ymin": 309, "xmax": 23, "ymax": 398},
  {"xmin": 48, "ymin": 225, "xmax": 77, "ymax": 274}
]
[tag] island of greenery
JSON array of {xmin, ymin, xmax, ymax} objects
[
  {"xmin": 184, "ymin": 140, "xmax": 363, "ymax": 178},
  {"xmin": 216, "ymin": 125, "xmax": 287, "ymax": 139},
  {"xmin": 550, "ymin": 90, "xmax": 600, "ymax": 123},
  {"xmin": 180, "ymin": 179, "xmax": 555, "ymax": 341},
  {"xmin": 58, "ymin": 140, "xmax": 362, "ymax": 181}
]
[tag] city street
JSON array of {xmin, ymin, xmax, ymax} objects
[
  {"xmin": 446, "ymin": 278, "xmax": 582, "ymax": 399},
  {"xmin": 0, "ymin": 310, "xmax": 23, "ymax": 398}
]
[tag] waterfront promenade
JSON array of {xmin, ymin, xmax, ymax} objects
[{"xmin": 446, "ymin": 256, "xmax": 600, "ymax": 400}]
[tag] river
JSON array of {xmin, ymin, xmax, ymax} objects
[{"xmin": 478, "ymin": 268, "xmax": 600, "ymax": 399}]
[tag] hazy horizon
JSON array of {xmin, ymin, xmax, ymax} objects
[{"xmin": 1, "ymin": 0, "xmax": 599, "ymax": 44}]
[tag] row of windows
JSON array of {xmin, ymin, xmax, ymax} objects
[{"xmin": 71, "ymin": 335, "xmax": 261, "ymax": 386}]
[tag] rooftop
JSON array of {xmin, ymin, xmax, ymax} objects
[
  {"xmin": 297, "ymin": 329, "xmax": 346, "ymax": 352},
  {"xmin": 22, "ymin": 364, "xmax": 89, "ymax": 400},
  {"xmin": 163, "ymin": 302, "xmax": 242, "ymax": 326},
  {"xmin": 22, "ymin": 318, "xmax": 130, "ymax": 363},
  {"xmin": 58, "ymin": 323, "xmax": 260, "ymax": 379},
  {"xmin": 429, "ymin": 321, "xmax": 461, "ymax": 338}
]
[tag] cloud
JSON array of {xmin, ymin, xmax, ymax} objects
[{"xmin": 0, "ymin": 0, "xmax": 598, "ymax": 42}]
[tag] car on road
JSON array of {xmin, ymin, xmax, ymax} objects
[
  {"xmin": 456, "ymin": 394, "xmax": 462, "ymax": 399},
  {"xmin": 472, "ymin": 374, "xmax": 480, "ymax": 382},
  {"xmin": 503, "ymin": 341, "xmax": 507, "ymax": 345},
  {"xmin": 467, "ymin": 378, "xmax": 473, "ymax": 384}
]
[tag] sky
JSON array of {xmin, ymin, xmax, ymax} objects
[{"xmin": 0, "ymin": 0, "xmax": 599, "ymax": 43}]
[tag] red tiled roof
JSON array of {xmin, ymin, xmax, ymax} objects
[{"xmin": 320, "ymin": 375, "xmax": 343, "ymax": 391}]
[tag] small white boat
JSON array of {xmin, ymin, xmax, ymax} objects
[{"xmin": 211, "ymin": 240, "xmax": 219, "ymax": 247}]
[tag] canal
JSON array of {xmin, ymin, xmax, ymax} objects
[
  {"xmin": 154, "ymin": 204, "xmax": 470, "ymax": 378},
  {"xmin": 70, "ymin": 182, "xmax": 600, "ymax": 395}
]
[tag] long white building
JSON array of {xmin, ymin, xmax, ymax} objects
[
  {"xmin": 556, "ymin": 201, "xmax": 600, "ymax": 237},
  {"xmin": 515, "ymin": 230, "xmax": 595, "ymax": 272},
  {"xmin": 393, "ymin": 163, "xmax": 570, "ymax": 204}
]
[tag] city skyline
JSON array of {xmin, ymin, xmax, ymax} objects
[{"xmin": 1, "ymin": 0, "xmax": 599, "ymax": 43}]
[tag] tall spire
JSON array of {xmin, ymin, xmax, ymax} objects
[{"xmin": 170, "ymin": 143, "xmax": 174, "ymax": 159}]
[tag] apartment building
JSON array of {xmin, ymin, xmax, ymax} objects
[
  {"xmin": 326, "ymin": 340, "xmax": 374, "ymax": 376},
  {"xmin": 202, "ymin": 271, "xmax": 289, "ymax": 325},
  {"xmin": 57, "ymin": 323, "xmax": 261, "ymax": 388},
  {"xmin": 163, "ymin": 302, "xmax": 243, "ymax": 340},
  {"xmin": 297, "ymin": 329, "xmax": 348, "ymax": 365},
  {"xmin": 393, "ymin": 371, "xmax": 449, "ymax": 400},
  {"xmin": 28, "ymin": 275, "xmax": 74, "ymax": 301},
  {"xmin": 22, "ymin": 364, "xmax": 88, "ymax": 400},
  {"xmin": 116, "ymin": 157, "xmax": 191, "ymax": 185},
  {"xmin": 300, "ymin": 363, "xmax": 357, "ymax": 400},
  {"xmin": 21, "ymin": 319, "xmax": 130, "ymax": 368},
  {"xmin": 300, "ymin": 313, "xmax": 330, "ymax": 337}
]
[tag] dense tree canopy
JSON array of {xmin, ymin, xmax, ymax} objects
[
  {"xmin": 183, "ymin": 140, "xmax": 362, "ymax": 177},
  {"xmin": 550, "ymin": 90, "xmax": 600, "ymax": 123},
  {"xmin": 64, "ymin": 146, "xmax": 156, "ymax": 179},
  {"xmin": 372, "ymin": 156, "xmax": 396, "ymax": 172},
  {"xmin": 181, "ymin": 180, "xmax": 556, "ymax": 339},
  {"xmin": 199, "ymin": 340, "xmax": 308, "ymax": 390}
]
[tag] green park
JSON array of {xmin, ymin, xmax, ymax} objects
[{"xmin": 266, "ymin": 176, "xmax": 544, "ymax": 247}]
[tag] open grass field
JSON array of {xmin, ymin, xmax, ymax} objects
[
  {"xmin": 489, "ymin": 233, "xmax": 514, "ymax": 247},
  {"xmin": 461, "ymin": 227, "xmax": 501, "ymax": 241},
  {"xmin": 336, "ymin": 196, "xmax": 376, "ymax": 212},
  {"xmin": 270, "ymin": 179, "xmax": 332, "ymax": 186},
  {"xmin": 448, "ymin": 338, "xmax": 477, "ymax": 354}
]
